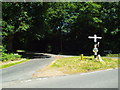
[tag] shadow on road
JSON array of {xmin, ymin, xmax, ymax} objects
[{"xmin": 18, "ymin": 52, "xmax": 51, "ymax": 59}]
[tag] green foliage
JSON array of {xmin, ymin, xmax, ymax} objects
[
  {"xmin": 2, "ymin": 2, "xmax": 120, "ymax": 54},
  {"xmin": 0, "ymin": 45, "xmax": 7, "ymax": 53},
  {"xmin": 2, "ymin": 21, "xmax": 15, "ymax": 36},
  {"xmin": 2, "ymin": 3, "xmax": 31, "ymax": 37},
  {"xmin": 44, "ymin": 2, "xmax": 119, "ymax": 35},
  {"xmin": 2, "ymin": 53, "xmax": 21, "ymax": 62}
]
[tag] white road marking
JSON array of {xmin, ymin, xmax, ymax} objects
[
  {"xmin": 25, "ymin": 80, "xmax": 32, "ymax": 82},
  {"xmin": 36, "ymin": 78, "xmax": 48, "ymax": 80},
  {"xmin": 21, "ymin": 79, "xmax": 32, "ymax": 83},
  {"xmin": 80, "ymin": 68, "xmax": 118, "ymax": 75}
]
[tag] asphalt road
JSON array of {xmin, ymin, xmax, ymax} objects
[
  {"xmin": 2, "ymin": 68, "xmax": 118, "ymax": 88},
  {"xmin": 1, "ymin": 57, "xmax": 54, "ymax": 83}
]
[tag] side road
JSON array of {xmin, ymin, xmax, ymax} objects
[
  {"xmin": 1, "ymin": 52, "xmax": 73, "ymax": 84},
  {"xmin": 1, "ymin": 56, "xmax": 54, "ymax": 83}
]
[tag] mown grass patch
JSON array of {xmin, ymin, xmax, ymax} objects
[
  {"xmin": 50, "ymin": 56, "xmax": 118, "ymax": 74},
  {"xmin": 106, "ymin": 54, "xmax": 120, "ymax": 57},
  {"xmin": 0, "ymin": 59, "xmax": 29, "ymax": 69}
]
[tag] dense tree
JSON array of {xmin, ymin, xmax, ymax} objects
[
  {"xmin": 2, "ymin": 2, "xmax": 120, "ymax": 54},
  {"xmin": 2, "ymin": 3, "xmax": 31, "ymax": 52},
  {"xmin": 2, "ymin": 2, "xmax": 43, "ymax": 52}
]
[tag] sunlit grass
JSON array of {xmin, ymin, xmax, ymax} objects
[
  {"xmin": 0, "ymin": 59, "xmax": 29, "ymax": 69},
  {"xmin": 50, "ymin": 56, "xmax": 118, "ymax": 74},
  {"xmin": 106, "ymin": 54, "xmax": 120, "ymax": 57}
]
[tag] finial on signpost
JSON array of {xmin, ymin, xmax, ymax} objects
[{"xmin": 88, "ymin": 34, "xmax": 102, "ymax": 59}]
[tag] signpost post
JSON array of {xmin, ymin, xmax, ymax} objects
[{"xmin": 88, "ymin": 34, "xmax": 102, "ymax": 59}]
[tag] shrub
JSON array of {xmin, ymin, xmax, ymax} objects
[
  {"xmin": 0, "ymin": 45, "xmax": 7, "ymax": 53},
  {"xmin": 0, "ymin": 45, "xmax": 22, "ymax": 62},
  {"xmin": 2, "ymin": 53, "xmax": 22, "ymax": 62}
]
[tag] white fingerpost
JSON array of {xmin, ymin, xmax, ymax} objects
[
  {"xmin": 88, "ymin": 34, "xmax": 102, "ymax": 59},
  {"xmin": 88, "ymin": 34, "xmax": 102, "ymax": 43}
]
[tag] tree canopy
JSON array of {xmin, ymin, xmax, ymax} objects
[{"xmin": 2, "ymin": 2, "xmax": 120, "ymax": 55}]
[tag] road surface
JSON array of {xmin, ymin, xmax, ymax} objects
[
  {"xmin": 0, "ymin": 55, "xmax": 54, "ymax": 89},
  {"xmin": 2, "ymin": 68, "xmax": 118, "ymax": 88},
  {"xmin": 0, "ymin": 54, "xmax": 119, "ymax": 88}
]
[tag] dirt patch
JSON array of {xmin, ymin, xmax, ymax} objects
[
  {"xmin": 33, "ymin": 68, "xmax": 65, "ymax": 78},
  {"xmin": 32, "ymin": 56, "xmax": 66, "ymax": 78}
]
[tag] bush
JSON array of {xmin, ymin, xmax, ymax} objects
[
  {"xmin": 0, "ymin": 45, "xmax": 22, "ymax": 62},
  {"xmin": 0, "ymin": 45, "xmax": 7, "ymax": 53},
  {"xmin": 2, "ymin": 53, "xmax": 22, "ymax": 62}
]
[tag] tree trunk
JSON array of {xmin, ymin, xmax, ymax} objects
[
  {"xmin": 7, "ymin": 35, "xmax": 14, "ymax": 52},
  {"xmin": 60, "ymin": 28, "xmax": 62, "ymax": 53}
]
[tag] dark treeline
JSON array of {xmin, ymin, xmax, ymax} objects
[{"xmin": 2, "ymin": 2, "xmax": 120, "ymax": 55}]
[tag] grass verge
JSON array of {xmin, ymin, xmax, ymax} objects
[
  {"xmin": 0, "ymin": 59, "xmax": 29, "ymax": 69},
  {"xmin": 106, "ymin": 54, "xmax": 120, "ymax": 57},
  {"xmin": 51, "ymin": 56, "xmax": 119, "ymax": 74},
  {"xmin": 33, "ymin": 56, "xmax": 119, "ymax": 78}
]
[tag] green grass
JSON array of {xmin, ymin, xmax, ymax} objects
[
  {"xmin": 106, "ymin": 54, "xmax": 120, "ymax": 57},
  {"xmin": 0, "ymin": 59, "xmax": 29, "ymax": 69},
  {"xmin": 16, "ymin": 50, "xmax": 25, "ymax": 52},
  {"xmin": 50, "ymin": 56, "xmax": 119, "ymax": 74}
]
